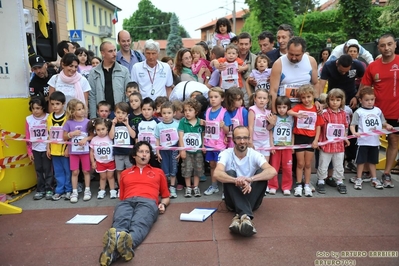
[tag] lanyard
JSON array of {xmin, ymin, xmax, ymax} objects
[{"xmin": 147, "ymin": 64, "xmax": 157, "ymax": 95}]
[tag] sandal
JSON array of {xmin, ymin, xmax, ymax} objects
[{"xmin": 391, "ymin": 161, "xmax": 399, "ymax": 175}]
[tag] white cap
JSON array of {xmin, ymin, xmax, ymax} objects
[{"xmin": 346, "ymin": 39, "xmax": 359, "ymax": 47}]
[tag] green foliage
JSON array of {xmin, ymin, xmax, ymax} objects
[
  {"xmin": 291, "ymin": 0, "xmax": 319, "ymax": 15},
  {"xmin": 379, "ymin": 0, "xmax": 399, "ymax": 37},
  {"xmin": 122, "ymin": 0, "xmax": 189, "ymax": 41},
  {"xmin": 339, "ymin": 0, "xmax": 374, "ymax": 41},
  {"xmin": 166, "ymin": 13, "xmax": 183, "ymax": 58}
]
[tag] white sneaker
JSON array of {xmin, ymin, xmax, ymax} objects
[
  {"xmin": 83, "ymin": 190, "xmax": 92, "ymax": 201},
  {"xmin": 110, "ymin": 189, "xmax": 117, "ymax": 199},
  {"xmin": 294, "ymin": 186, "xmax": 303, "ymax": 197},
  {"xmin": 354, "ymin": 178, "xmax": 363, "ymax": 190},
  {"xmin": 97, "ymin": 190, "xmax": 106, "ymax": 199},
  {"xmin": 304, "ymin": 186, "xmax": 313, "ymax": 197},
  {"xmin": 70, "ymin": 192, "xmax": 78, "ymax": 203},
  {"xmin": 283, "ymin": 190, "xmax": 291, "ymax": 196},
  {"xmin": 204, "ymin": 185, "xmax": 219, "ymax": 195},
  {"xmin": 268, "ymin": 188, "xmax": 276, "ymax": 195}
]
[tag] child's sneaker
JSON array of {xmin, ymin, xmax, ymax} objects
[
  {"xmin": 316, "ymin": 181, "xmax": 326, "ymax": 194},
  {"xmin": 193, "ymin": 187, "xmax": 201, "ymax": 197},
  {"xmin": 97, "ymin": 190, "xmax": 106, "ymax": 199},
  {"xmin": 337, "ymin": 183, "xmax": 347, "ymax": 194},
  {"xmin": 169, "ymin": 186, "xmax": 177, "ymax": 198},
  {"xmin": 33, "ymin": 192, "xmax": 45, "ymax": 200},
  {"xmin": 83, "ymin": 190, "xmax": 92, "ymax": 201},
  {"xmin": 268, "ymin": 188, "xmax": 276, "ymax": 195},
  {"xmin": 371, "ymin": 179, "xmax": 383, "ymax": 189},
  {"xmin": 52, "ymin": 193, "xmax": 62, "ymax": 201},
  {"xmin": 110, "ymin": 190, "xmax": 117, "ymax": 199},
  {"xmin": 204, "ymin": 185, "xmax": 219, "ymax": 195},
  {"xmin": 382, "ymin": 173, "xmax": 394, "ymax": 188},
  {"xmin": 294, "ymin": 186, "xmax": 302, "ymax": 197},
  {"xmin": 184, "ymin": 187, "xmax": 192, "ymax": 198},
  {"xmin": 304, "ymin": 186, "xmax": 313, "ymax": 197},
  {"xmin": 64, "ymin": 192, "xmax": 71, "ymax": 200},
  {"xmin": 353, "ymin": 178, "xmax": 363, "ymax": 190},
  {"xmin": 283, "ymin": 190, "xmax": 291, "ymax": 196},
  {"xmin": 45, "ymin": 191, "xmax": 53, "ymax": 200},
  {"xmin": 70, "ymin": 192, "xmax": 78, "ymax": 203}
]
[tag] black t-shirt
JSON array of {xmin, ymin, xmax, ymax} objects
[
  {"xmin": 29, "ymin": 68, "xmax": 56, "ymax": 98},
  {"xmin": 103, "ymin": 64, "xmax": 115, "ymax": 111},
  {"xmin": 320, "ymin": 59, "xmax": 365, "ymax": 105}
]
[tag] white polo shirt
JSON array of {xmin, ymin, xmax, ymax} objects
[
  {"xmin": 217, "ymin": 148, "xmax": 266, "ymax": 177},
  {"xmin": 131, "ymin": 60, "xmax": 173, "ymax": 100}
]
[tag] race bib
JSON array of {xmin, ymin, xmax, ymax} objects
[
  {"xmin": 360, "ymin": 114, "xmax": 381, "ymax": 133},
  {"xmin": 71, "ymin": 132, "xmax": 89, "ymax": 153},
  {"xmin": 204, "ymin": 121, "xmax": 220, "ymax": 140},
  {"xmin": 220, "ymin": 39, "xmax": 230, "ymax": 48},
  {"xmin": 183, "ymin": 133, "xmax": 201, "ymax": 150},
  {"xmin": 94, "ymin": 142, "xmax": 113, "ymax": 161},
  {"xmin": 30, "ymin": 124, "xmax": 47, "ymax": 141},
  {"xmin": 273, "ymin": 122, "xmax": 292, "ymax": 143},
  {"xmin": 297, "ymin": 111, "xmax": 317, "ymax": 130},
  {"xmin": 227, "ymin": 118, "xmax": 240, "ymax": 138},
  {"xmin": 138, "ymin": 132, "xmax": 156, "ymax": 146},
  {"xmin": 278, "ymin": 84, "xmax": 302, "ymax": 102},
  {"xmin": 254, "ymin": 114, "xmax": 268, "ymax": 134},
  {"xmin": 160, "ymin": 128, "xmax": 179, "ymax": 147},
  {"xmin": 256, "ymin": 79, "xmax": 270, "ymax": 90},
  {"xmin": 49, "ymin": 126, "xmax": 63, "ymax": 141},
  {"xmin": 114, "ymin": 126, "xmax": 130, "ymax": 145},
  {"xmin": 221, "ymin": 63, "xmax": 239, "ymax": 81},
  {"xmin": 326, "ymin": 123, "xmax": 345, "ymax": 140}
]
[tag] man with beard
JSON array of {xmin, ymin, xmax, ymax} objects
[
  {"xmin": 28, "ymin": 55, "xmax": 56, "ymax": 100},
  {"xmin": 269, "ymin": 36, "xmax": 320, "ymax": 114},
  {"xmin": 99, "ymin": 141, "xmax": 170, "ymax": 266},
  {"xmin": 213, "ymin": 126, "xmax": 277, "ymax": 237}
]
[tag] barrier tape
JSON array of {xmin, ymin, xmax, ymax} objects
[
  {"xmin": 0, "ymin": 161, "xmax": 33, "ymax": 169},
  {"xmin": 0, "ymin": 154, "xmax": 28, "ymax": 166},
  {"xmin": 2, "ymin": 127, "xmax": 398, "ymax": 152}
]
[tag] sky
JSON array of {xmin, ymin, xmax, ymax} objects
[{"xmin": 108, "ymin": 0, "xmax": 328, "ymax": 39}]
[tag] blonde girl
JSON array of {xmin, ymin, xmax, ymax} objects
[{"xmin": 191, "ymin": 45, "xmax": 211, "ymax": 81}]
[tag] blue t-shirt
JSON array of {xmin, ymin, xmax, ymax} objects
[
  {"xmin": 207, "ymin": 107, "xmax": 232, "ymax": 127},
  {"xmin": 227, "ymin": 108, "xmax": 248, "ymax": 126}
]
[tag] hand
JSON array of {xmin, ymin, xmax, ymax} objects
[
  {"xmin": 78, "ymin": 138, "xmax": 87, "ymax": 146},
  {"xmin": 180, "ymin": 150, "xmax": 186, "ymax": 160},
  {"xmin": 235, "ymin": 176, "xmax": 247, "ymax": 187},
  {"xmin": 46, "ymin": 149, "xmax": 51, "ymax": 160},
  {"xmin": 219, "ymin": 121, "xmax": 224, "ymax": 128},
  {"xmin": 248, "ymin": 77, "xmax": 257, "ymax": 87},
  {"xmin": 270, "ymin": 146, "xmax": 276, "ymax": 155},
  {"xmin": 112, "ymin": 117, "xmax": 117, "ymax": 125},
  {"xmin": 349, "ymin": 97, "xmax": 358, "ymax": 109},
  {"xmin": 315, "ymin": 101, "xmax": 323, "ymax": 115},
  {"xmin": 266, "ymin": 113, "xmax": 276, "ymax": 126},
  {"xmin": 157, "ymin": 152, "xmax": 162, "ymax": 162},
  {"xmin": 241, "ymin": 180, "xmax": 252, "ymax": 194},
  {"xmin": 354, "ymin": 132, "xmax": 361, "ymax": 138},
  {"xmin": 224, "ymin": 136, "xmax": 228, "ymax": 145},
  {"xmin": 311, "ymin": 140, "xmax": 318, "ymax": 149},
  {"xmin": 64, "ymin": 148, "xmax": 69, "ymax": 158},
  {"xmin": 28, "ymin": 154, "xmax": 34, "ymax": 161},
  {"xmin": 297, "ymin": 113, "xmax": 308, "ymax": 119},
  {"xmin": 217, "ymin": 63, "xmax": 227, "ymax": 72},
  {"xmin": 200, "ymin": 119, "xmax": 205, "ymax": 126},
  {"xmin": 175, "ymin": 152, "xmax": 180, "ymax": 160},
  {"xmin": 386, "ymin": 124, "xmax": 393, "ymax": 131},
  {"xmin": 204, "ymin": 68, "xmax": 211, "ymax": 77},
  {"xmin": 91, "ymin": 162, "xmax": 97, "ymax": 170},
  {"xmin": 158, "ymin": 203, "xmax": 166, "ymax": 214},
  {"xmin": 123, "ymin": 116, "xmax": 129, "ymax": 126},
  {"xmin": 344, "ymin": 139, "xmax": 350, "ymax": 147}
]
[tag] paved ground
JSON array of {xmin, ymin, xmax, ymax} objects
[{"xmin": 1, "ymin": 171, "xmax": 399, "ymax": 265}]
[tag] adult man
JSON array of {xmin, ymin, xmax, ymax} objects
[
  {"xmin": 266, "ymin": 24, "xmax": 294, "ymax": 67},
  {"xmin": 270, "ymin": 36, "xmax": 320, "ymax": 114},
  {"xmin": 358, "ymin": 33, "xmax": 399, "ymax": 188},
  {"xmin": 257, "ymin": 31, "xmax": 275, "ymax": 55},
  {"xmin": 56, "ymin": 40, "xmax": 76, "ymax": 58},
  {"xmin": 116, "ymin": 30, "xmax": 144, "ymax": 74},
  {"xmin": 214, "ymin": 126, "xmax": 277, "ymax": 237},
  {"xmin": 88, "ymin": 41, "xmax": 130, "ymax": 119},
  {"xmin": 99, "ymin": 141, "xmax": 170, "ymax": 266},
  {"xmin": 328, "ymin": 39, "xmax": 374, "ymax": 64},
  {"xmin": 319, "ymin": 54, "xmax": 365, "ymax": 108},
  {"xmin": 28, "ymin": 54, "xmax": 56, "ymax": 100},
  {"xmin": 131, "ymin": 39, "xmax": 173, "ymax": 100}
]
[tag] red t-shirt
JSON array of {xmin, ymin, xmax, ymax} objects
[
  {"xmin": 120, "ymin": 165, "xmax": 170, "ymax": 204},
  {"xmin": 361, "ymin": 55, "xmax": 399, "ymax": 119},
  {"xmin": 291, "ymin": 104, "xmax": 324, "ymax": 137}
]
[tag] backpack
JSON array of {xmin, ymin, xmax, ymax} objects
[{"xmin": 134, "ymin": 50, "xmax": 143, "ymax": 62}]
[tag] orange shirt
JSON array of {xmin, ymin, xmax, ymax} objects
[{"xmin": 217, "ymin": 58, "xmax": 245, "ymax": 88}]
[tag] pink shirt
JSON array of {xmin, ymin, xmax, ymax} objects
[
  {"xmin": 249, "ymin": 105, "xmax": 271, "ymax": 141},
  {"xmin": 204, "ymin": 107, "xmax": 228, "ymax": 150},
  {"xmin": 228, "ymin": 107, "xmax": 244, "ymax": 148}
]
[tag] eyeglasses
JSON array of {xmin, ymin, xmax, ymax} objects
[{"xmin": 233, "ymin": 136, "xmax": 250, "ymax": 141}]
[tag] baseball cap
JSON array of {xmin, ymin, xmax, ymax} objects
[
  {"xmin": 346, "ymin": 39, "xmax": 359, "ymax": 47},
  {"xmin": 29, "ymin": 55, "xmax": 46, "ymax": 68}
]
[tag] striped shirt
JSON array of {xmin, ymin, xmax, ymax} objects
[{"xmin": 319, "ymin": 108, "xmax": 348, "ymax": 153}]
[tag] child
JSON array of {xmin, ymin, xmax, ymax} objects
[
  {"xmin": 75, "ymin": 47, "xmax": 92, "ymax": 78},
  {"xmin": 91, "ymin": 56, "xmax": 102, "ymax": 68},
  {"xmin": 213, "ymin": 44, "xmax": 248, "ymax": 90},
  {"xmin": 225, "ymin": 87, "xmax": 248, "ymax": 148},
  {"xmin": 135, "ymin": 97, "xmax": 160, "ymax": 152},
  {"xmin": 269, "ymin": 96, "xmax": 294, "ymax": 196},
  {"xmin": 211, "ymin": 17, "xmax": 236, "ymax": 48},
  {"xmin": 287, "ymin": 85, "xmax": 324, "ymax": 197},
  {"xmin": 155, "ymin": 101, "xmax": 180, "ymax": 198},
  {"xmin": 109, "ymin": 102, "xmax": 136, "ymax": 192},
  {"xmin": 128, "ymin": 92, "xmax": 144, "ymax": 128},
  {"xmin": 26, "ymin": 96, "xmax": 53, "ymax": 200},
  {"xmin": 154, "ymin": 96, "xmax": 169, "ymax": 120},
  {"xmin": 246, "ymin": 54, "xmax": 272, "ymax": 97},
  {"xmin": 191, "ymin": 45, "xmax": 212, "ymax": 81},
  {"xmin": 46, "ymin": 91, "xmax": 71, "ymax": 201},
  {"xmin": 203, "ymin": 87, "xmax": 231, "ymax": 196},
  {"xmin": 90, "ymin": 118, "xmax": 117, "ymax": 199},
  {"xmin": 125, "ymin": 81, "xmax": 139, "ymax": 99},
  {"xmin": 96, "ymin": 101, "xmax": 111, "ymax": 119},
  {"xmin": 248, "ymin": 88, "xmax": 274, "ymax": 161},
  {"xmin": 63, "ymin": 99, "xmax": 92, "ymax": 203},
  {"xmin": 350, "ymin": 87, "xmax": 393, "ymax": 190},
  {"xmin": 178, "ymin": 98, "xmax": 205, "ymax": 197},
  {"xmin": 172, "ymin": 100, "xmax": 184, "ymax": 120},
  {"xmin": 230, "ymin": 36, "xmax": 238, "ymax": 46},
  {"xmin": 316, "ymin": 89, "xmax": 350, "ymax": 194}
]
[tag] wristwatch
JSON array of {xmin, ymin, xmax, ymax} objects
[{"xmin": 206, "ymin": 76, "xmax": 210, "ymax": 80}]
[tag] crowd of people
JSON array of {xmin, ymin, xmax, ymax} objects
[{"xmin": 26, "ymin": 19, "xmax": 399, "ymax": 265}]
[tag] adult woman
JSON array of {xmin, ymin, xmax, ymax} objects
[
  {"xmin": 318, "ymin": 48, "xmax": 331, "ymax": 78},
  {"xmin": 48, "ymin": 53, "xmax": 91, "ymax": 111},
  {"xmin": 173, "ymin": 48, "xmax": 210, "ymax": 84}
]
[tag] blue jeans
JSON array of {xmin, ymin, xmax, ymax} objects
[{"xmin": 52, "ymin": 155, "xmax": 72, "ymax": 194}]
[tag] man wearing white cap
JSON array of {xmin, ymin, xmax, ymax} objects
[{"xmin": 328, "ymin": 39, "xmax": 374, "ymax": 64}]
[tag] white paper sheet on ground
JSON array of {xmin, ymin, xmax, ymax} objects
[
  {"xmin": 180, "ymin": 208, "xmax": 217, "ymax": 222},
  {"xmin": 66, "ymin": 214, "xmax": 107, "ymax": 224}
]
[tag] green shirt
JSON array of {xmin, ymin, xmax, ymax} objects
[{"xmin": 178, "ymin": 117, "xmax": 204, "ymax": 153}]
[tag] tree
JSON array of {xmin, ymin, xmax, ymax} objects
[
  {"xmin": 166, "ymin": 13, "xmax": 183, "ymax": 58},
  {"xmin": 122, "ymin": 0, "xmax": 189, "ymax": 41},
  {"xmin": 291, "ymin": 0, "xmax": 319, "ymax": 15},
  {"xmin": 379, "ymin": 0, "xmax": 399, "ymax": 37}
]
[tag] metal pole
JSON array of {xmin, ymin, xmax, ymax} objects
[{"xmin": 233, "ymin": 0, "xmax": 236, "ymax": 33}]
